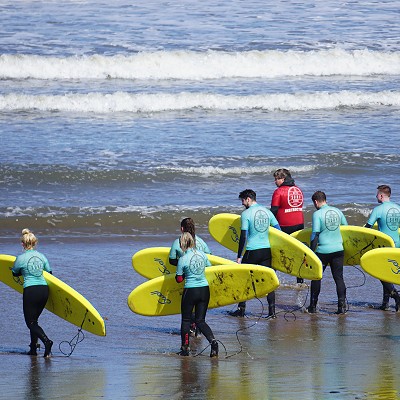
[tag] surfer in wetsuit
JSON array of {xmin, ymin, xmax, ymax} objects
[
  {"xmin": 12, "ymin": 229, "xmax": 53, "ymax": 357},
  {"xmin": 364, "ymin": 185, "xmax": 400, "ymax": 311},
  {"xmin": 169, "ymin": 217, "xmax": 211, "ymax": 336},
  {"xmin": 271, "ymin": 168, "xmax": 305, "ymax": 284},
  {"xmin": 175, "ymin": 232, "xmax": 218, "ymax": 357},
  {"xmin": 229, "ymin": 189, "xmax": 281, "ymax": 318},
  {"xmin": 307, "ymin": 191, "xmax": 348, "ymax": 314}
]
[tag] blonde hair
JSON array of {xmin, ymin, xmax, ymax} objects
[
  {"xmin": 180, "ymin": 232, "xmax": 195, "ymax": 252},
  {"xmin": 21, "ymin": 228, "xmax": 38, "ymax": 250}
]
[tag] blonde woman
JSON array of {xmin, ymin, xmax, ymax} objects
[
  {"xmin": 175, "ymin": 232, "xmax": 218, "ymax": 357},
  {"xmin": 12, "ymin": 229, "xmax": 53, "ymax": 357}
]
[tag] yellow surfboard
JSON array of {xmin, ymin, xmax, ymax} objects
[
  {"xmin": 291, "ymin": 226, "xmax": 395, "ymax": 266},
  {"xmin": 360, "ymin": 248, "xmax": 400, "ymax": 284},
  {"xmin": 132, "ymin": 246, "xmax": 236, "ymax": 279},
  {"xmin": 0, "ymin": 254, "xmax": 106, "ymax": 336},
  {"xmin": 128, "ymin": 263, "xmax": 279, "ymax": 316},
  {"xmin": 208, "ymin": 213, "xmax": 323, "ymax": 280}
]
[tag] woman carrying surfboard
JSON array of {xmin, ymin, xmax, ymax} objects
[
  {"xmin": 169, "ymin": 217, "xmax": 211, "ymax": 336},
  {"xmin": 12, "ymin": 229, "xmax": 53, "ymax": 357},
  {"xmin": 175, "ymin": 232, "xmax": 218, "ymax": 357}
]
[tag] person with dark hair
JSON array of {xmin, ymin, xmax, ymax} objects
[
  {"xmin": 169, "ymin": 217, "xmax": 211, "ymax": 336},
  {"xmin": 175, "ymin": 232, "xmax": 218, "ymax": 357},
  {"xmin": 271, "ymin": 168, "xmax": 305, "ymax": 284},
  {"xmin": 365, "ymin": 185, "xmax": 400, "ymax": 310},
  {"xmin": 307, "ymin": 191, "xmax": 348, "ymax": 314},
  {"xmin": 169, "ymin": 217, "xmax": 211, "ymax": 266},
  {"xmin": 12, "ymin": 229, "xmax": 53, "ymax": 357},
  {"xmin": 229, "ymin": 189, "xmax": 281, "ymax": 318}
]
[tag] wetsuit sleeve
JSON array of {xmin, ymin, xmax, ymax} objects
[
  {"xmin": 364, "ymin": 223, "xmax": 372, "ymax": 228},
  {"xmin": 197, "ymin": 237, "xmax": 212, "ymax": 255},
  {"xmin": 270, "ymin": 205, "xmax": 279, "ymax": 217},
  {"xmin": 237, "ymin": 230, "xmax": 247, "ymax": 259},
  {"xmin": 11, "ymin": 256, "xmax": 22, "ymax": 276},
  {"xmin": 176, "ymin": 258, "xmax": 185, "ymax": 282},
  {"xmin": 43, "ymin": 254, "xmax": 52, "ymax": 273},
  {"xmin": 169, "ymin": 238, "xmax": 180, "ymax": 266},
  {"xmin": 367, "ymin": 207, "xmax": 379, "ymax": 227},
  {"xmin": 310, "ymin": 232, "xmax": 320, "ymax": 252},
  {"xmin": 270, "ymin": 211, "xmax": 279, "ymax": 228}
]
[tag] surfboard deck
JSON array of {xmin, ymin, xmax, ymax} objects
[
  {"xmin": 132, "ymin": 246, "xmax": 236, "ymax": 279},
  {"xmin": 291, "ymin": 225, "xmax": 394, "ymax": 266},
  {"xmin": 128, "ymin": 263, "xmax": 279, "ymax": 316},
  {"xmin": 0, "ymin": 254, "xmax": 106, "ymax": 336},
  {"xmin": 360, "ymin": 248, "xmax": 400, "ymax": 284},
  {"xmin": 208, "ymin": 213, "xmax": 323, "ymax": 280}
]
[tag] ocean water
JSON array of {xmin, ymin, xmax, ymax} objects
[{"xmin": 1, "ymin": 0, "xmax": 400, "ymax": 398}]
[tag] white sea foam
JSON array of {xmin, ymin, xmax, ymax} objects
[
  {"xmin": 161, "ymin": 164, "xmax": 316, "ymax": 176},
  {"xmin": 1, "ymin": 90, "xmax": 399, "ymax": 113},
  {"xmin": 1, "ymin": 49, "xmax": 399, "ymax": 80}
]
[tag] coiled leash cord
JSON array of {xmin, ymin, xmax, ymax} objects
[{"xmin": 59, "ymin": 310, "xmax": 88, "ymax": 357}]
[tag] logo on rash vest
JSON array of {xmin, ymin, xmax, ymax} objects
[
  {"xmin": 288, "ymin": 186, "xmax": 303, "ymax": 208},
  {"xmin": 189, "ymin": 253, "xmax": 205, "ymax": 275},
  {"xmin": 27, "ymin": 256, "xmax": 45, "ymax": 277},
  {"xmin": 254, "ymin": 209, "xmax": 269, "ymax": 233},
  {"xmin": 325, "ymin": 210, "xmax": 340, "ymax": 231},
  {"xmin": 386, "ymin": 208, "xmax": 400, "ymax": 231}
]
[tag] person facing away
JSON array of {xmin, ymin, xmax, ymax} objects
[
  {"xmin": 175, "ymin": 232, "xmax": 218, "ymax": 357},
  {"xmin": 365, "ymin": 184, "xmax": 400, "ymax": 311},
  {"xmin": 12, "ymin": 228, "xmax": 53, "ymax": 357},
  {"xmin": 169, "ymin": 217, "xmax": 211, "ymax": 336},
  {"xmin": 229, "ymin": 189, "xmax": 280, "ymax": 318},
  {"xmin": 307, "ymin": 191, "xmax": 348, "ymax": 315},
  {"xmin": 169, "ymin": 217, "xmax": 211, "ymax": 266},
  {"xmin": 271, "ymin": 168, "xmax": 305, "ymax": 284}
]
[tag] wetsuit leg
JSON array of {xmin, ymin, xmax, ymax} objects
[
  {"xmin": 311, "ymin": 254, "xmax": 329, "ymax": 304},
  {"xmin": 181, "ymin": 288, "xmax": 195, "ymax": 346},
  {"xmin": 23, "ymin": 285, "xmax": 49, "ymax": 345},
  {"xmin": 242, "ymin": 248, "xmax": 273, "ymax": 309},
  {"xmin": 381, "ymin": 280, "xmax": 395, "ymax": 297},
  {"xmin": 193, "ymin": 286, "xmax": 215, "ymax": 343},
  {"xmin": 329, "ymin": 251, "xmax": 346, "ymax": 302}
]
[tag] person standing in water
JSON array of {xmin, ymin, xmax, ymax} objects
[
  {"xmin": 365, "ymin": 184, "xmax": 400, "ymax": 311},
  {"xmin": 229, "ymin": 189, "xmax": 280, "ymax": 318},
  {"xmin": 12, "ymin": 229, "xmax": 53, "ymax": 357},
  {"xmin": 175, "ymin": 232, "xmax": 218, "ymax": 357},
  {"xmin": 169, "ymin": 217, "xmax": 211, "ymax": 336},
  {"xmin": 307, "ymin": 191, "xmax": 348, "ymax": 315},
  {"xmin": 270, "ymin": 168, "xmax": 305, "ymax": 284}
]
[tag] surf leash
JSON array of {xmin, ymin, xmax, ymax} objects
[{"xmin": 59, "ymin": 309, "xmax": 88, "ymax": 357}]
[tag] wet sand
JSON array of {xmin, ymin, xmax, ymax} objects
[{"xmin": 1, "ymin": 236, "xmax": 400, "ymax": 399}]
